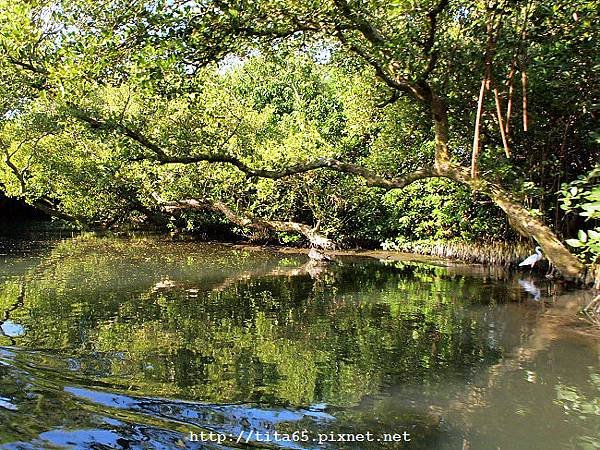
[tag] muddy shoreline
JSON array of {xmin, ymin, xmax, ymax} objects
[{"xmin": 229, "ymin": 243, "xmax": 465, "ymax": 265}]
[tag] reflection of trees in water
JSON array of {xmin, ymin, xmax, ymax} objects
[
  {"xmin": 2, "ymin": 238, "xmax": 580, "ymax": 417},
  {"xmin": 0, "ymin": 281, "xmax": 25, "ymax": 346},
  {"xmin": 1, "ymin": 238, "xmax": 598, "ymax": 448}
]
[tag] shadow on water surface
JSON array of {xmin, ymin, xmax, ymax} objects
[{"xmin": 0, "ymin": 235, "xmax": 598, "ymax": 449}]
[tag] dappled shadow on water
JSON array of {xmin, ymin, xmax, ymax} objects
[{"xmin": 0, "ymin": 236, "xmax": 598, "ymax": 449}]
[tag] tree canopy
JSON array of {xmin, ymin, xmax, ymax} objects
[{"xmin": 0, "ymin": 0, "xmax": 598, "ymax": 277}]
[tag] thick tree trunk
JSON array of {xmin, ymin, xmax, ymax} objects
[
  {"xmin": 437, "ymin": 165, "xmax": 585, "ymax": 277},
  {"xmin": 428, "ymin": 96, "xmax": 585, "ymax": 279}
]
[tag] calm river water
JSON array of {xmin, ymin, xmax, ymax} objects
[{"xmin": 0, "ymin": 232, "xmax": 598, "ymax": 449}]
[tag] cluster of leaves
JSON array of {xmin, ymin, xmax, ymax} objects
[
  {"xmin": 0, "ymin": 43, "xmax": 504, "ymax": 243},
  {"xmin": 560, "ymin": 166, "xmax": 600, "ymax": 262},
  {"xmin": 0, "ymin": 0, "xmax": 597, "ymax": 250}
]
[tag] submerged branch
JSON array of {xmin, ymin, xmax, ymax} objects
[{"xmin": 71, "ymin": 107, "xmax": 585, "ymax": 279}]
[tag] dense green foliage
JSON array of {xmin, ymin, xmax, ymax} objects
[
  {"xmin": 0, "ymin": 0, "xmax": 598, "ymax": 254},
  {"xmin": 560, "ymin": 166, "xmax": 600, "ymax": 263}
]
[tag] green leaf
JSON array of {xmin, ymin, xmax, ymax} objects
[
  {"xmin": 566, "ymin": 239, "xmax": 583, "ymax": 248},
  {"xmin": 588, "ymin": 229, "xmax": 600, "ymax": 239},
  {"xmin": 578, "ymin": 230, "xmax": 588, "ymax": 242}
]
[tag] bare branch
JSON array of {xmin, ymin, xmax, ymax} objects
[
  {"xmin": 4, "ymin": 56, "xmax": 50, "ymax": 76},
  {"xmin": 70, "ymin": 106, "xmax": 170, "ymax": 160},
  {"xmin": 155, "ymin": 195, "xmax": 335, "ymax": 248},
  {"xmin": 421, "ymin": 0, "xmax": 450, "ymax": 80},
  {"xmin": 423, "ymin": 0, "xmax": 450, "ymax": 54},
  {"xmin": 376, "ymin": 90, "xmax": 399, "ymax": 108},
  {"xmin": 504, "ymin": 60, "xmax": 516, "ymax": 136},
  {"xmin": 493, "ymin": 85, "xmax": 510, "ymax": 157},
  {"xmin": 521, "ymin": 69, "xmax": 528, "ymax": 132},
  {"xmin": 472, "ymin": 76, "xmax": 488, "ymax": 178},
  {"xmin": 3, "ymin": 154, "xmax": 26, "ymax": 194},
  {"xmin": 335, "ymin": 26, "xmax": 428, "ymax": 102},
  {"xmin": 471, "ymin": 9, "xmax": 498, "ymax": 179}
]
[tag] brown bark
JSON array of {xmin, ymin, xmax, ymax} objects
[
  {"xmin": 504, "ymin": 61, "xmax": 516, "ymax": 137},
  {"xmin": 472, "ymin": 77, "xmax": 489, "ymax": 178},
  {"xmin": 493, "ymin": 86, "xmax": 511, "ymax": 157},
  {"xmin": 429, "ymin": 89, "xmax": 584, "ymax": 278},
  {"xmin": 2, "ymin": 147, "xmax": 27, "ymax": 195},
  {"xmin": 435, "ymin": 164, "xmax": 585, "ymax": 278},
  {"xmin": 430, "ymin": 92, "xmax": 451, "ymax": 169},
  {"xmin": 522, "ymin": 70, "xmax": 529, "ymax": 131},
  {"xmin": 75, "ymin": 106, "xmax": 585, "ymax": 279},
  {"xmin": 471, "ymin": 11, "xmax": 497, "ymax": 178}
]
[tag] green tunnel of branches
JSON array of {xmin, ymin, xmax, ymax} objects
[{"xmin": 0, "ymin": 0, "xmax": 598, "ymax": 277}]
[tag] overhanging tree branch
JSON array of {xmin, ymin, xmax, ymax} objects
[
  {"xmin": 72, "ymin": 108, "xmax": 438, "ymax": 189},
  {"xmin": 155, "ymin": 195, "xmax": 335, "ymax": 248},
  {"xmin": 157, "ymin": 155, "xmax": 437, "ymax": 189},
  {"xmin": 3, "ymin": 3, "xmax": 587, "ymax": 279}
]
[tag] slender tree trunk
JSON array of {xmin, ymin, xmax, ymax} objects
[
  {"xmin": 472, "ymin": 77, "xmax": 488, "ymax": 177},
  {"xmin": 493, "ymin": 86, "xmax": 510, "ymax": 157},
  {"xmin": 505, "ymin": 61, "xmax": 516, "ymax": 137},
  {"xmin": 430, "ymin": 92, "xmax": 451, "ymax": 169},
  {"xmin": 430, "ymin": 95, "xmax": 585, "ymax": 279},
  {"xmin": 471, "ymin": 11, "xmax": 497, "ymax": 178},
  {"xmin": 522, "ymin": 70, "xmax": 529, "ymax": 131}
]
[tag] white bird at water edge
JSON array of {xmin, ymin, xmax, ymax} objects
[{"xmin": 519, "ymin": 246, "xmax": 543, "ymax": 268}]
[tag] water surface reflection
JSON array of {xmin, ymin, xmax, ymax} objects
[{"xmin": 0, "ymin": 235, "xmax": 598, "ymax": 449}]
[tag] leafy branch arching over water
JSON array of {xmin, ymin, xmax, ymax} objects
[{"xmin": 0, "ymin": 1, "xmax": 598, "ymax": 277}]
